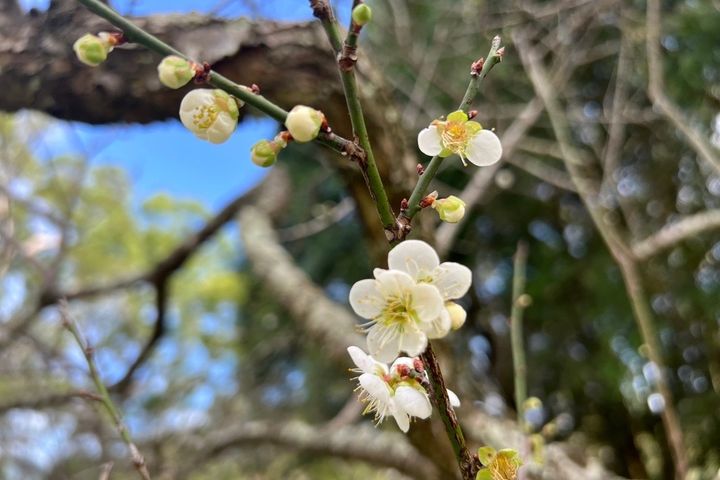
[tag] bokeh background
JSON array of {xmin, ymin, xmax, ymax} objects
[{"xmin": 1, "ymin": 0, "xmax": 719, "ymax": 479}]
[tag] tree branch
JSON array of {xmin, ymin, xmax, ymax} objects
[{"xmin": 645, "ymin": 0, "xmax": 720, "ymax": 175}]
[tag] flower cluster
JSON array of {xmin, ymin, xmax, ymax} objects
[
  {"xmin": 348, "ymin": 240, "xmax": 470, "ymax": 431},
  {"xmin": 347, "ymin": 346, "xmax": 459, "ymax": 432}
]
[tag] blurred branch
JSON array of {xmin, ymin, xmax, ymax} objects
[
  {"xmin": 632, "ymin": 209, "xmax": 720, "ymax": 261},
  {"xmin": 239, "ymin": 205, "xmax": 363, "ymax": 362},
  {"xmin": 515, "ymin": 30, "xmax": 689, "ymax": 478},
  {"xmin": 176, "ymin": 420, "xmax": 439, "ymax": 480},
  {"xmin": 510, "ymin": 241, "xmax": 529, "ymax": 427},
  {"xmin": 645, "ymin": 0, "xmax": 720, "ymax": 175},
  {"xmin": 59, "ymin": 300, "xmax": 152, "ymax": 480},
  {"xmin": 277, "ymin": 197, "xmax": 354, "ymax": 242}
]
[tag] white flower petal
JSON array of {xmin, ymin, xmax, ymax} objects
[
  {"xmin": 398, "ymin": 326, "xmax": 428, "ymax": 357},
  {"xmin": 392, "ymin": 406, "xmax": 410, "ymax": 432},
  {"xmin": 425, "ymin": 309, "xmax": 451, "ymax": 339},
  {"xmin": 349, "ymin": 279, "xmax": 385, "ymax": 319},
  {"xmin": 417, "ymin": 126, "xmax": 443, "ymax": 156},
  {"xmin": 359, "ymin": 373, "xmax": 391, "ymax": 403},
  {"xmin": 395, "ymin": 385, "xmax": 432, "ymax": 419},
  {"xmin": 432, "ymin": 262, "xmax": 472, "ymax": 300},
  {"xmin": 366, "ymin": 324, "xmax": 403, "ymax": 363},
  {"xmin": 410, "ymin": 283, "xmax": 445, "ymax": 324},
  {"xmin": 387, "ymin": 240, "xmax": 440, "ymax": 280},
  {"xmin": 447, "ymin": 389, "xmax": 461, "ymax": 408},
  {"xmin": 466, "ymin": 130, "xmax": 502, "ymax": 166},
  {"xmin": 375, "ymin": 269, "xmax": 416, "ymax": 299},
  {"xmin": 347, "ymin": 346, "xmax": 377, "ymax": 374},
  {"xmin": 372, "ymin": 268, "xmax": 387, "ymax": 279}
]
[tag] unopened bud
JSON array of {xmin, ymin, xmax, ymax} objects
[
  {"xmin": 446, "ymin": 302, "xmax": 467, "ymax": 330},
  {"xmin": 352, "ymin": 4, "xmax": 373, "ymax": 26},
  {"xmin": 285, "ymin": 105, "xmax": 323, "ymax": 143},
  {"xmin": 157, "ymin": 56, "xmax": 195, "ymax": 89},
  {"xmin": 73, "ymin": 33, "xmax": 111, "ymax": 67},
  {"xmin": 433, "ymin": 195, "xmax": 466, "ymax": 223},
  {"xmin": 250, "ymin": 135, "xmax": 287, "ymax": 168}
]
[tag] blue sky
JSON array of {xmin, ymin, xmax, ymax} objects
[{"xmin": 21, "ymin": 0, "xmax": 350, "ymax": 209}]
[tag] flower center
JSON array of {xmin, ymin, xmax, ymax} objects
[
  {"xmin": 441, "ymin": 121, "xmax": 469, "ymax": 155},
  {"xmin": 192, "ymin": 104, "xmax": 219, "ymax": 130},
  {"xmin": 381, "ymin": 293, "xmax": 416, "ymax": 326}
]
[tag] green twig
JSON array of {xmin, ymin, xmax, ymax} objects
[
  {"xmin": 311, "ymin": 0, "xmax": 396, "ymax": 239},
  {"xmin": 399, "ymin": 36, "xmax": 503, "ymax": 227},
  {"xmin": 510, "ymin": 241, "xmax": 529, "ymax": 427},
  {"xmin": 75, "ymin": 0, "xmax": 365, "ymax": 172},
  {"xmin": 59, "ymin": 300, "xmax": 151, "ymax": 480}
]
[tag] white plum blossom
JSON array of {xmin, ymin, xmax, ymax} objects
[
  {"xmin": 347, "ymin": 346, "xmax": 460, "ymax": 432},
  {"xmin": 385, "ymin": 240, "xmax": 472, "ymax": 339},
  {"xmin": 417, "ymin": 110, "xmax": 502, "ymax": 167},
  {"xmin": 179, "ymin": 89, "xmax": 241, "ymax": 144},
  {"xmin": 349, "ymin": 268, "xmax": 444, "ymax": 362}
]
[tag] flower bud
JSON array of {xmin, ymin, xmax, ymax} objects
[
  {"xmin": 157, "ymin": 56, "xmax": 195, "ymax": 89},
  {"xmin": 250, "ymin": 135, "xmax": 287, "ymax": 167},
  {"xmin": 432, "ymin": 195, "xmax": 466, "ymax": 223},
  {"xmin": 352, "ymin": 4, "xmax": 373, "ymax": 26},
  {"xmin": 285, "ymin": 105, "xmax": 323, "ymax": 143},
  {"xmin": 73, "ymin": 33, "xmax": 111, "ymax": 67},
  {"xmin": 446, "ymin": 302, "xmax": 467, "ymax": 330},
  {"xmin": 179, "ymin": 89, "xmax": 240, "ymax": 144}
]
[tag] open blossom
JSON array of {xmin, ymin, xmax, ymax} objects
[
  {"xmin": 349, "ymin": 268, "xmax": 444, "ymax": 362},
  {"xmin": 417, "ymin": 110, "xmax": 502, "ymax": 167},
  {"xmin": 347, "ymin": 346, "xmax": 459, "ymax": 432},
  {"xmin": 385, "ymin": 240, "xmax": 472, "ymax": 339},
  {"xmin": 476, "ymin": 446, "xmax": 523, "ymax": 480},
  {"xmin": 179, "ymin": 89, "xmax": 241, "ymax": 144}
]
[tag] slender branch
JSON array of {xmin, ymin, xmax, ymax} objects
[
  {"xmin": 311, "ymin": 0, "xmax": 396, "ymax": 238},
  {"xmin": 398, "ymin": 36, "xmax": 503, "ymax": 233},
  {"xmin": 632, "ymin": 209, "xmax": 720, "ymax": 261},
  {"xmin": 645, "ymin": 0, "xmax": 720, "ymax": 175},
  {"xmin": 59, "ymin": 300, "xmax": 151, "ymax": 480},
  {"xmin": 510, "ymin": 241, "xmax": 529, "ymax": 427}
]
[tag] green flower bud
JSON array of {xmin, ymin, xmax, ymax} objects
[
  {"xmin": 433, "ymin": 195, "xmax": 466, "ymax": 223},
  {"xmin": 285, "ymin": 105, "xmax": 323, "ymax": 143},
  {"xmin": 73, "ymin": 33, "xmax": 110, "ymax": 67},
  {"xmin": 352, "ymin": 4, "xmax": 373, "ymax": 26},
  {"xmin": 250, "ymin": 138, "xmax": 286, "ymax": 168},
  {"xmin": 157, "ymin": 55, "xmax": 195, "ymax": 89}
]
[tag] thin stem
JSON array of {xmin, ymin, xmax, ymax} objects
[
  {"xmin": 401, "ymin": 36, "xmax": 503, "ymax": 223},
  {"xmin": 312, "ymin": 0, "xmax": 396, "ymax": 237},
  {"xmin": 75, "ymin": 0, "xmax": 364, "ymax": 174},
  {"xmin": 420, "ymin": 343, "xmax": 478, "ymax": 479},
  {"xmin": 510, "ymin": 241, "xmax": 529, "ymax": 427},
  {"xmin": 59, "ymin": 300, "xmax": 151, "ymax": 480}
]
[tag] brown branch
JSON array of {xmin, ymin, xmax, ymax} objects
[{"xmin": 645, "ymin": 0, "xmax": 720, "ymax": 175}]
